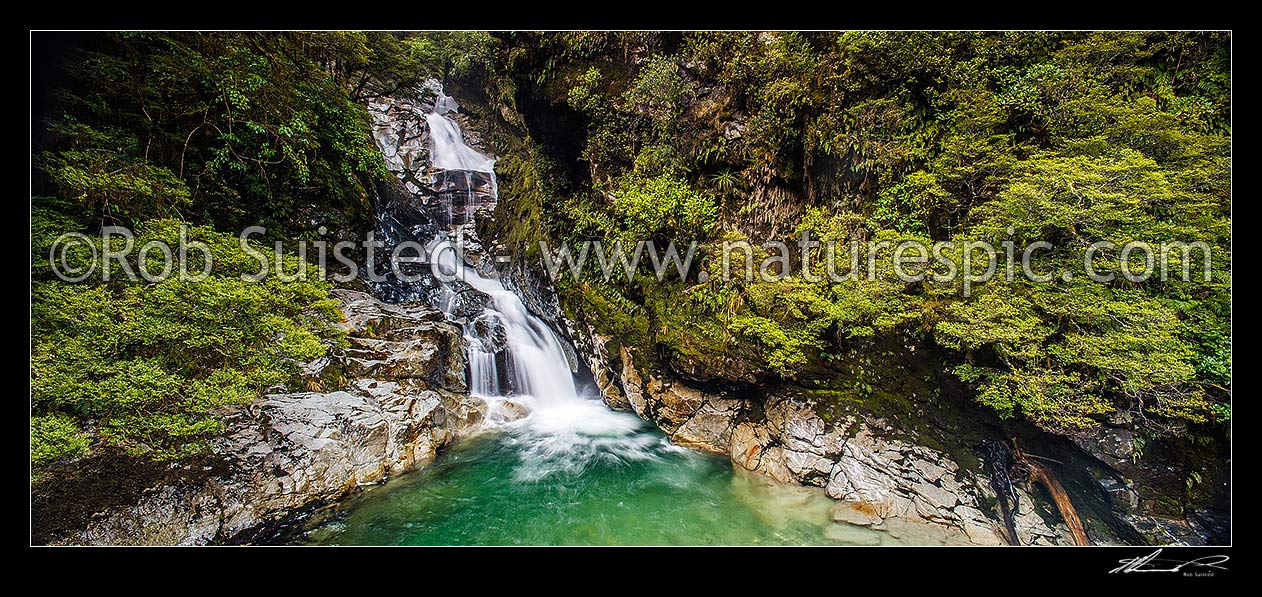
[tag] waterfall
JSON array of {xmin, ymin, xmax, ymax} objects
[
  {"xmin": 367, "ymin": 82, "xmax": 656, "ymax": 481},
  {"xmin": 424, "ymin": 91, "xmax": 497, "ymax": 227},
  {"xmin": 430, "ymin": 234, "xmax": 650, "ymax": 473},
  {"xmin": 431, "ymin": 242, "xmax": 579, "ymax": 406},
  {"xmin": 422, "ymin": 86, "xmax": 588, "ymax": 415}
]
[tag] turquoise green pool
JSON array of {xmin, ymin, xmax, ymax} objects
[{"xmin": 287, "ymin": 400, "xmax": 900, "ymax": 546}]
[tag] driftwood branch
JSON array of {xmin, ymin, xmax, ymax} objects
[{"xmin": 1013, "ymin": 440, "xmax": 1091, "ymax": 546}]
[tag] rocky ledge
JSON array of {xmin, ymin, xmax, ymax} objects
[
  {"xmin": 576, "ymin": 331, "xmax": 1074, "ymax": 546},
  {"xmin": 50, "ymin": 290, "xmax": 484, "ymax": 545}
]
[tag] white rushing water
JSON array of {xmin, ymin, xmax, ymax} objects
[
  {"xmin": 427, "ymin": 91, "xmax": 497, "ymax": 174},
  {"xmin": 432, "ymin": 244, "xmax": 577, "ymax": 404},
  {"xmin": 423, "ymin": 86, "xmax": 659, "ymax": 479}
]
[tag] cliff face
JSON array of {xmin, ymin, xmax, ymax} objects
[
  {"xmin": 39, "ymin": 291, "xmax": 484, "ymax": 545},
  {"xmin": 533, "ymin": 264, "xmax": 1222, "ymax": 545}
]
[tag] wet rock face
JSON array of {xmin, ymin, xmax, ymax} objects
[
  {"xmin": 560, "ymin": 324, "xmax": 628, "ymax": 412},
  {"xmin": 445, "ymin": 281, "xmax": 492, "ymax": 322},
  {"xmin": 468, "ymin": 313, "xmax": 509, "ymax": 353},
  {"xmin": 1098, "ymin": 476, "xmax": 1141, "ymax": 511},
  {"xmin": 369, "ymin": 90, "xmax": 496, "ymax": 229},
  {"xmin": 369, "ymin": 94, "xmax": 435, "ymax": 196},
  {"xmin": 58, "ymin": 291, "xmax": 484, "ymax": 545},
  {"xmin": 667, "ymin": 350, "xmax": 768, "ymax": 387},
  {"xmin": 369, "ymin": 178, "xmax": 445, "ymax": 306},
  {"xmin": 503, "ymin": 264, "xmax": 566, "ymax": 326},
  {"xmin": 334, "ymin": 290, "xmax": 467, "ymax": 393},
  {"xmin": 466, "ymin": 312, "xmax": 516, "ymax": 395},
  {"xmin": 498, "ymin": 262, "xmax": 582, "ymax": 375},
  {"xmin": 1069, "ymin": 424, "xmax": 1136, "ymax": 472},
  {"xmin": 432, "ymin": 172, "xmax": 497, "ymax": 227}
]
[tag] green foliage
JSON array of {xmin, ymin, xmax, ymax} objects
[
  {"xmin": 611, "ymin": 174, "xmax": 717, "ymax": 243},
  {"xmin": 31, "ymin": 415, "xmax": 92, "ymax": 472},
  {"xmin": 38, "ymin": 32, "xmax": 389, "ymax": 235},
  {"xmin": 30, "ymin": 218, "xmax": 344, "ymax": 472},
  {"xmin": 623, "ymin": 55, "xmax": 694, "ymax": 128},
  {"xmin": 709, "ymin": 170, "xmax": 742, "ymax": 196},
  {"xmin": 42, "ymin": 142, "xmax": 191, "ymax": 221},
  {"xmin": 567, "ymin": 67, "xmax": 606, "ymax": 114},
  {"xmin": 727, "ymin": 315, "xmax": 814, "ymax": 374},
  {"xmin": 405, "ymin": 32, "xmax": 496, "ymax": 81},
  {"xmin": 28, "ymin": 32, "xmax": 445, "ymax": 481},
  {"xmin": 933, "ymin": 134, "xmax": 1228, "ymax": 431},
  {"xmin": 874, "ymin": 172, "xmax": 950, "ymax": 235}
]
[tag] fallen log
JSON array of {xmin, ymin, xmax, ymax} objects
[{"xmin": 1013, "ymin": 441, "xmax": 1091, "ymax": 546}]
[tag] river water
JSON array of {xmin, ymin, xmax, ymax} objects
[{"xmin": 290, "ymin": 409, "xmax": 897, "ymax": 545}]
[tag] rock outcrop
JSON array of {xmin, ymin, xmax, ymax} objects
[
  {"xmin": 53, "ymin": 290, "xmax": 484, "ymax": 545},
  {"xmin": 334, "ymin": 290, "xmax": 468, "ymax": 392},
  {"xmin": 583, "ymin": 343, "xmax": 1076, "ymax": 546},
  {"xmin": 368, "ymin": 93, "xmax": 434, "ymax": 196},
  {"xmin": 571, "ymin": 326, "xmax": 630, "ymax": 411}
]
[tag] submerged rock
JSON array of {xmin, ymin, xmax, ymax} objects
[
  {"xmin": 831, "ymin": 501, "xmax": 885, "ymax": 527},
  {"xmin": 824, "ymin": 523, "xmax": 884, "ymax": 545},
  {"xmin": 486, "ymin": 398, "xmax": 530, "ymax": 424}
]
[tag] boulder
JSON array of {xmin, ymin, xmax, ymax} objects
[
  {"xmin": 670, "ymin": 398, "xmax": 743, "ymax": 453},
  {"xmin": 446, "ymin": 282, "xmax": 491, "ymax": 321}
]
